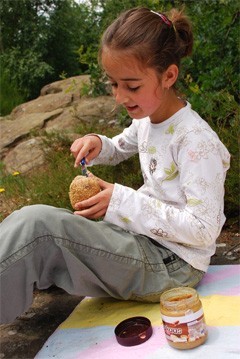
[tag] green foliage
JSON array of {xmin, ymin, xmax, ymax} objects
[
  {"xmin": 0, "ymin": 0, "xmax": 53, "ymax": 52},
  {"xmin": 0, "ymin": 0, "xmax": 57, "ymax": 99},
  {"xmin": 1, "ymin": 48, "xmax": 54, "ymax": 99},
  {"xmin": 0, "ymin": 0, "xmax": 98, "ymax": 108},
  {"xmin": 0, "ymin": 71, "xmax": 25, "ymax": 116},
  {"xmin": 45, "ymin": 0, "xmax": 89, "ymax": 78},
  {"xmin": 77, "ymin": 45, "xmax": 107, "ymax": 96}
]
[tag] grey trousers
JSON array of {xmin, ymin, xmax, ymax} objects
[{"xmin": 0, "ymin": 204, "xmax": 204, "ymax": 324}]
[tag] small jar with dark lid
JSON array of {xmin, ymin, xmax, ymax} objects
[{"xmin": 160, "ymin": 287, "xmax": 208, "ymax": 350}]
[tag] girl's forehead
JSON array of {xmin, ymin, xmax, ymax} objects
[{"xmin": 101, "ymin": 48, "xmax": 146, "ymax": 77}]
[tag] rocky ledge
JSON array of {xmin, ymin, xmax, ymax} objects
[{"xmin": 0, "ymin": 75, "xmax": 115, "ymax": 174}]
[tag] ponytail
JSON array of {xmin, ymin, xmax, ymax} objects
[{"xmin": 168, "ymin": 8, "xmax": 193, "ymax": 58}]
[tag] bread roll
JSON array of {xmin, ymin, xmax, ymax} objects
[{"xmin": 69, "ymin": 175, "xmax": 101, "ymax": 208}]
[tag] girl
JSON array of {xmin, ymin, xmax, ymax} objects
[{"xmin": 0, "ymin": 7, "xmax": 230, "ymax": 324}]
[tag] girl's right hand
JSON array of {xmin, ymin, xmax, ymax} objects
[{"xmin": 70, "ymin": 135, "xmax": 102, "ymax": 168}]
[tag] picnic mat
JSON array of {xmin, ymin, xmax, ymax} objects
[{"xmin": 36, "ymin": 265, "xmax": 240, "ymax": 358}]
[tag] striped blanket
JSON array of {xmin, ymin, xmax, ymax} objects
[{"xmin": 36, "ymin": 265, "xmax": 240, "ymax": 359}]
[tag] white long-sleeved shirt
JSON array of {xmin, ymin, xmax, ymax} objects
[{"xmin": 91, "ymin": 102, "xmax": 230, "ymax": 271}]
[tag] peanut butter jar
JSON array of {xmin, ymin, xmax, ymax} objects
[{"xmin": 160, "ymin": 287, "xmax": 208, "ymax": 349}]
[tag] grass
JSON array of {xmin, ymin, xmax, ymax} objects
[{"xmin": 0, "ymin": 124, "xmax": 143, "ymax": 221}]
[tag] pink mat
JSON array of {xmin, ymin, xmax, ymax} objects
[{"xmin": 36, "ymin": 265, "xmax": 240, "ymax": 359}]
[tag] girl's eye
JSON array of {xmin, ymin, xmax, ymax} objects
[
  {"xmin": 128, "ymin": 86, "xmax": 140, "ymax": 92},
  {"xmin": 108, "ymin": 82, "xmax": 140, "ymax": 92}
]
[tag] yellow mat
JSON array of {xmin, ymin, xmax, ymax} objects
[{"xmin": 36, "ymin": 265, "xmax": 240, "ymax": 359}]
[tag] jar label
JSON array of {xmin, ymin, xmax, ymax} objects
[{"xmin": 161, "ymin": 308, "xmax": 207, "ymax": 344}]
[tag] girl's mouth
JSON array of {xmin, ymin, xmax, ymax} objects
[{"xmin": 126, "ymin": 105, "xmax": 138, "ymax": 112}]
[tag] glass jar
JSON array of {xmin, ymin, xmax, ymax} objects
[{"xmin": 160, "ymin": 287, "xmax": 208, "ymax": 349}]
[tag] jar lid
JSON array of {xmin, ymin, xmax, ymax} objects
[{"xmin": 114, "ymin": 316, "xmax": 153, "ymax": 346}]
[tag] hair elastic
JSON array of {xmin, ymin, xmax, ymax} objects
[{"xmin": 150, "ymin": 10, "xmax": 173, "ymax": 28}]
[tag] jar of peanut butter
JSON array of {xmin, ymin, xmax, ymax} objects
[{"xmin": 160, "ymin": 287, "xmax": 208, "ymax": 349}]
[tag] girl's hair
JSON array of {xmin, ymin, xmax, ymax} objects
[{"xmin": 99, "ymin": 7, "xmax": 193, "ymax": 74}]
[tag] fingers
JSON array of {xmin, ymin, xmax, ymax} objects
[
  {"xmin": 85, "ymin": 147, "xmax": 102, "ymax": 165},
  {"xmin": 71, "ymin": 141, "xmax": 89, "ymax": 168},
  {"xmin": 74, "ymin": 208, "xmax": 105, "ymax": 219},
  {"xmin": 73, "ymin": 198, "xmax": 107, "ymax": 219},
  {"xmin": 70, "ymin": 136, "xmax": 102, "ymax": 168},
  {"xmin": 73, "ymin": 185, "xmax": 114, "ymax": 219},
  {"xmin": 74, "ymin": 146, "xmax": 88, "ymax": 168},
  {"xmin": 74, "ymin": 195, "xmax": 98, "ymax": 210}
]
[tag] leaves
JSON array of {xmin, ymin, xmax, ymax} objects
[
  {"xmin": 148, "ymin": 146, "xmax": 157, "ymax": 154},
  {"xmin": 163, "ymin": 162, "xmax": 179, "ymax": 181},
  {"xmin": 165, "ymin": 124, "xmax": 175, "ymax": 135},
  {"xmin": 120, "ymin": 217, "xmax": 132, "ymax": 224},
  {"xmin": 187, "ymin": 198, "xmax": 203, "ymax": 207}
]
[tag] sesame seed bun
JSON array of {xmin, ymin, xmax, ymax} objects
[{"xmin": 69, "ymin": 175, "xmax": 101, "ymax": 208}]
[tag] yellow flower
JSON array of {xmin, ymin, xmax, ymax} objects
[
  {"xmin": 0, "ymin": 188, "xmax": 5, "ymax": 193},
  {"xmin": 12, "ymin": 171, "xmax": 20, "ymax": 176},
  {"xmin": 189, "ymin": 84, "xmax": 200, "ymax": 94},
  {"xmin": 185, "ymin": 73, "xmax": 193, "ymax": 83}
]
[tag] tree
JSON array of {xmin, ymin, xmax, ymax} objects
[
  {"xmin": 0, "ymin": 0, "xmax": 57, "ymax": 54},
  {"xmin": 0, "ymin": 0, "xmax": 98, "ymax": 101},
  {"xmin": 0, "ymin": 0, "xmax": 59, "ymax": 99}
]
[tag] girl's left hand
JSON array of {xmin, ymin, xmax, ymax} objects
[{"xmin": 73, "ymin": 177, "xmax": 114, "ymax": 219}]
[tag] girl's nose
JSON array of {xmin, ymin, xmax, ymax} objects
[{"xmin": 114, "ymin": 89, "xmax": 128, "ymax": 105}]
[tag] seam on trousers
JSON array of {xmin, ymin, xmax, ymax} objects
[
  {"xmin": 136, "ymin": 238, "xmax": 165, "ymax": 272},
  {"xmin": 0, "ymin": 234, "xmax": 165, "ymax": 272},
  {"xmin": 137, "ymin": 236, "xmax": 191, "ymax": 274}
]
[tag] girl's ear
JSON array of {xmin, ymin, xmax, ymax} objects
[{"xmin": 162, "ymin": 64, "xmax": 179, "ymax": 89}]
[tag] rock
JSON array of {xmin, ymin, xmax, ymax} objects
[
  {"xmin": 45, "ymin": 96, "xmax": 115, "ymax": 133},
  {"xmin": 0, "ymin": 109, "xmax": 63, "ymax": 153},
  {"xmin": 0, "ymin": 75, "xmax": 116, "ymax": 174},
  {"xmin": 3, "ymin": 137, "xmax": 45, "ymax": 174},
  {"xmin": 74, "ymin": 96, "xmax": 115, "ymax": 121},
  {"xmin": 44, "ymin": 107, "xmax": 78, "ymax": 133},
  {"xmin": 11, "ymin": 93, "xmax": 73, "ymax": 116},
  {"xmin": 40, "ymin": 75, "xmax": 90, "ymax": 96}
]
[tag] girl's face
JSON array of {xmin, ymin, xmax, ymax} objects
[{"xmin": 102, "ymin": 49, "xmax": 170, "ymax": 123}]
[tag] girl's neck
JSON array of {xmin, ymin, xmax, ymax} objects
[{"xmin": 150, "ymin": 92, "xmax": 186, "ymax": 124}]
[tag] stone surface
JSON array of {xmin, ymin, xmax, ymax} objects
[
  {"xmin": 0, "ymin": 288, "xmax": 83, "ymax": 359},
  {"xmin": 0, "ymin": 109, "xmax": 63, "ymax": 152},
  {"xmin": 3, "ymin": 137, "xmax": 45, "ymax": 174},
  {"xmin": 11, "ymin": 92, "xmax": 73, "ymax": 116},
  {"xmin": 0, "ymin": 75, "xmax": 115, "ymax": 174}
]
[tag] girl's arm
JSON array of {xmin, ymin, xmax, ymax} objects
[
  {"xmin": 104, "ymin": 130, "xmax": 230, "ymax": 250},
  {"xmin": 70, "ymin": 119, "xmax": 139, "ymax": 167},
  {"xmin": 89, "ymin": 119, "xmax": 140, "ymax": 165}
]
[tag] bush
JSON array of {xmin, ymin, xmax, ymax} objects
[
  {"xmin": 0, "ymin": 48, "xmax": 54, "ymax": 100},
  {"xmin": 0, "ymin": 71, "xmax": 25, "ymax": 116}
]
